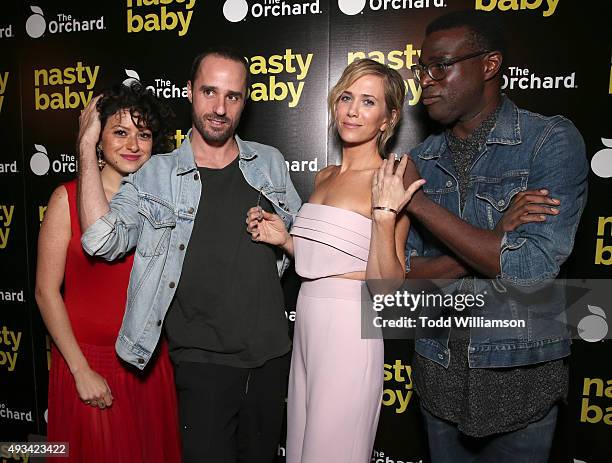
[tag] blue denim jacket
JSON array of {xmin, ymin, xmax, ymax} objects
[
  {"xmin": 81, "ymin": 133, "xmax": 302, "ymax": 369},
  {"xmin": 406, "ymin": 96, "xmax": 588, "ymax": 368}
]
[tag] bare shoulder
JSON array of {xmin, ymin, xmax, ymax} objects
[{"xmin": 42, "ymin": 184, "xmax": 70, "ymax": 229}]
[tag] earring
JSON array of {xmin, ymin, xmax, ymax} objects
[{"xmin": 96, "ymin": 145, "xmax": 106, "ymax": 170}]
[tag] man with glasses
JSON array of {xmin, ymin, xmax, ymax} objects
[{"xmin": 402, "ymin": 11, "xmax": 588, "ymax": 463}]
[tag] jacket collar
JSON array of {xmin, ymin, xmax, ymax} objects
[
  {"xmin": 418, "ymin": 95, "xmax": 522, "ymax": 161},
  {"xmin": 176, "ymin": 130, "xmax": 256, "ymax": 175}
]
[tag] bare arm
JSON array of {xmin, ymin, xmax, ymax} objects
[
  {"xmin": 366, "ymin": 156, "xmax": 425, "ymax": 284},
  {"xmin": 77, "ymin": 95, "xmax": 110, "ymax": 230},
  {"xmin": 35, "ymin": 186, "xmax": 112, "ymax": 408}
]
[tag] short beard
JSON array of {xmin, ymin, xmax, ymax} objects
[{"xmin": 192, "ymin": 109, "xmax": 234, "ymax": 145}]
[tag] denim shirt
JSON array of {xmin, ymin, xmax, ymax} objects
[
  {"xmin": 81, "ymin": 133, "xmax": 302, "ymax": 369},
  {"xmin": 406, "ymin": 96, "xmax": 588, "ymax": 368}
]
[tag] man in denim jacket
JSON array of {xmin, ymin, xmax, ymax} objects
[
  {"xmin": 403, "ymin": 12, "xmax": 588, "ymax": 463},
  {"xmin": 78, "ymin": 48, "xmax": 301, "ymax": 462}
]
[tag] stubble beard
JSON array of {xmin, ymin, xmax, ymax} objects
[{"xmin": 192, "ymin": 109, "xmax": 235, "ymax": 145}]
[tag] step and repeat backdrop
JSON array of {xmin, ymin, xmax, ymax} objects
[{"xmin": 0, "ymin": 1, "xmax": 611, "ymax": 462}]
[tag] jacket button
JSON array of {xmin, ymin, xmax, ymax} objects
[
  {"xmin": 437, "ymin": 353, "xmax": 444, "ymax": 360},
  {"xmin": 179, "ymin": 244, "xmax": 185, "ymax": 251},
  {"xmin": 188, "ymin": 207, "xmax": 195, "ymax": 214},
  {"xmin": 137, "ymin": 358, "xmax": 145, "ymax": 364},
  {"xmin": 169, "ymin": 281, "xmax": 176, "ymax": 288},
  {"xmin": 157, "ymin": 320, "xmax": 162, "ymax": 327},
  {"xmin": 497, "ymin": 199, "xmax": 505, "ymax": 207},
  {"xmin": 194, "ymin": 173, "xmax": 199, "ymax": 181},
  {"xmin": 445, "ymin": 180, "xmax": 453, "ymax": 187}
]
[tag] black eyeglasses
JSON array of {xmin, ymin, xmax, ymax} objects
[{"xmin": 410, "ymin": 50, "xmax": 491, "ymax": 82}]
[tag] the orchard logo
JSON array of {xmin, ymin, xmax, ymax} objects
[
  {"xmin": 502, "ymin": 66, "xmax": 576, "ymax": 91},
  {"xmin": 338, "ymin": 0, "xmax": 445, "ymax": 15},
  {"xmin": 123, "ymin": 69, "xmax": 188, "ymax": 99},
  {"xmin": 223, "ymin": 0, "xmax": 249, "ymax": 21},
  {"xmin": 25, "ymin": 5, "xmax": 105, "ymax": 39},
  {"xmin": 591, "ymin": 138, "xmax": 612, "ymax": 178},
  {"xmin": 338, "ymin": 0, "xmax": 365, "ymax": 15},
  {"xmin": 30, "ymin": 144, "xmax": 78, "ymax": 176},
  {"xmin": 0, "ymin": 23, "xmax": 14, "ymax": 39},
  {"xmin": 577, "ymin": 305, "xmax": 608, "ymax": 343},
  {"xmin": 25, "ymin": 5, "xmax": 45, "ymax": 38},
  {"xmin": 123, "ymin": 69, "xmax": 141, "ymax": 88},
  {"xmin": 223, "ymin": 0, "xmax": 322, "ymax": 22}
]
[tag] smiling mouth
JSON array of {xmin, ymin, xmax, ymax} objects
[
  {"xmin": 121, "ymin": 154, "xmax": 141, "ymax": 161},
  {"xmin": 208, "ymin": 118, "xmax": 228, "ymax": 126},
  {"xmin": 342, "ymin": 122, "xmax": 362, "ymax": 129}
]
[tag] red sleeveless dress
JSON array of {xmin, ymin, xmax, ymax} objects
[{"xmin": 47, "ymin": 180, "xmax": 181, "ymax": 463}]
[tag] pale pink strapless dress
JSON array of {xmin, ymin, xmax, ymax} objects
[{"xmin": 286, "ymin": 203, "xmax": 384, "ymax": 463}]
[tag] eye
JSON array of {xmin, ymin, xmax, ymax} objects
[
  {"xmin": 227, "ymin": 94, "xmax": 240, "ymax": 101},
  {"xmin": 363, "ymin": 98, "xmax": 375, "ymax": 106},
  {"xmin": 203, "ymin": 88, "xmax": 215, "ymax": 96},
  {"xmin": 138, "ymin": 131, "xmax": 152, "ymax": 140},
  {"xmin": 339, "ymin": 94, "xmax": 351, "ymax": 102},
  {"xmin": 113, "ymin": 129, "xmax": 127, "ymax": 136}
]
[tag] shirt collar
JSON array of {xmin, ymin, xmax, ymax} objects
[{"xmin": 176, "ymin": 130, "xmax": 256, "ymax": 175}]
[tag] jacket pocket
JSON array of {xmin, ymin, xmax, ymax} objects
[
  {"xmin": 137, "ymin": 197, "xmax": 176, "ymax": 257},
  {"xmin": 475, "ymin": 173, "xmax": 528, "ymax": 229}
]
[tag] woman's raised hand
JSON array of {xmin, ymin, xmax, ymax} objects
[
  {"xmin": 371, "ymin": 154, "xmax": 426, "ymax": 214},
  {"xmin": 77, "ymin": 95, "xmax": 102, "ymax": 152}
]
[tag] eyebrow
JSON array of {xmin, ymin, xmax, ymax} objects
[
  {"xmin": 342, "ymin": 90, "xmax": 379, "ymax": 100},
  {"xmin": 109, "ymin": 123, "xmax": 151, "ymax": 132},
  {"xmin": 200, "ymin": 85, "xmax": 244, "ymax": 98}
]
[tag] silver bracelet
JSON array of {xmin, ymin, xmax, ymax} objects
[{"xmin": 372, "ymin": 206, "xmax": 398, "ymax": 215}]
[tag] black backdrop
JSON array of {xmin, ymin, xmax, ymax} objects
[{"xmin": 0, "ymin": 1, "xmax": 611, "ymax": 462}]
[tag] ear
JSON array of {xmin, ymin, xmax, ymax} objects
[
  {"xmin": 483, "ymin": 52, "xmax": 503, "ymax": 82},
  {"xmin": 381, "ymin": 108, "xmax": 398, "ymax": 132},
  {"xmin": 187, "ymin": 80, "xmax": 193, "ymax": 103}
]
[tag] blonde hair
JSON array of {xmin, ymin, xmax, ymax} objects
[{"xmin": 328, "ymin": 59, "xmax": 406, "ymax": 156}]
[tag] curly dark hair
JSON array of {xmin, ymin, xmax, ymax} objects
[{"xmin": 96, "ymin": 82, "xmax": 175, "ymax": 154}]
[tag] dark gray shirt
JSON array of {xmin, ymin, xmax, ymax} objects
[{"xmin": 166, "ymin": 157, "xmax": 290, "ymax": 368}]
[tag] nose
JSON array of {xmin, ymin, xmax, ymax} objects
[
  {"xmin": 347, "ymin": 99, "xmax": 359, "ymax": 117},
  {"xmin": 213, "ymin": 94, "xmax": 226, "ymax": 116},
  {"xmin": 126, "ymin": 133, "xmax": 140, "ymax": 153},
  {"xmin": 419, "ymin": 70, "xmax": 435, "ymax": 89}
]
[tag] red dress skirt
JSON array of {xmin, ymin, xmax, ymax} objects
[{"xmin": 46, "ymin": 180, "xmax": 181, "ymax": 463}]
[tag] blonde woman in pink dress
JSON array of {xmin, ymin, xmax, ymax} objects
[{"xmin": 246, "ymin": 59, "xmax": 425, "ymax": 463}]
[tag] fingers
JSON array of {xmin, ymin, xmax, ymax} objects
[
  {"xmin": 261, "ymin": 210, "xmax": 277, "ymax": 220},
  {"xmin": 403, "ymin": 179, "xmax": 426, "ymax": 204},
  {"xmin": 384, "ymin": 155, "xmax": 395, "ymax": 176},
  {"xmin": 521, "ymin": 204, "xmax": 559, "ymax": 216},
  {"xmin": 392, "ymin": 154, "xmax": 409, "ymax": 179},
  {"xmin": 520, "ymin": 214, "xmax": 547, "ymax": 224},
  {"xmin": 375, "ymin": 159, "xmax": 385, "ymax": 186},
  {"xmin": 513, "ymin": 189, "xmax": 560, "ymax": 207}
]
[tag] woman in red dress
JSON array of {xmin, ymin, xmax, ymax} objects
[{"xmin": 36, "ymin": 83, "xmax": 181, "ymax": 462}]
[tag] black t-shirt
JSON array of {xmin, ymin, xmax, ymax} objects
[{"xmin": 165, "ymin": 157, "xmax": 290, "ymax": 367}]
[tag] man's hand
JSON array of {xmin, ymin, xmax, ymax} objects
[{"xmin": 495, "ymin": 189, "xmax": 560, "ymax": 233}]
